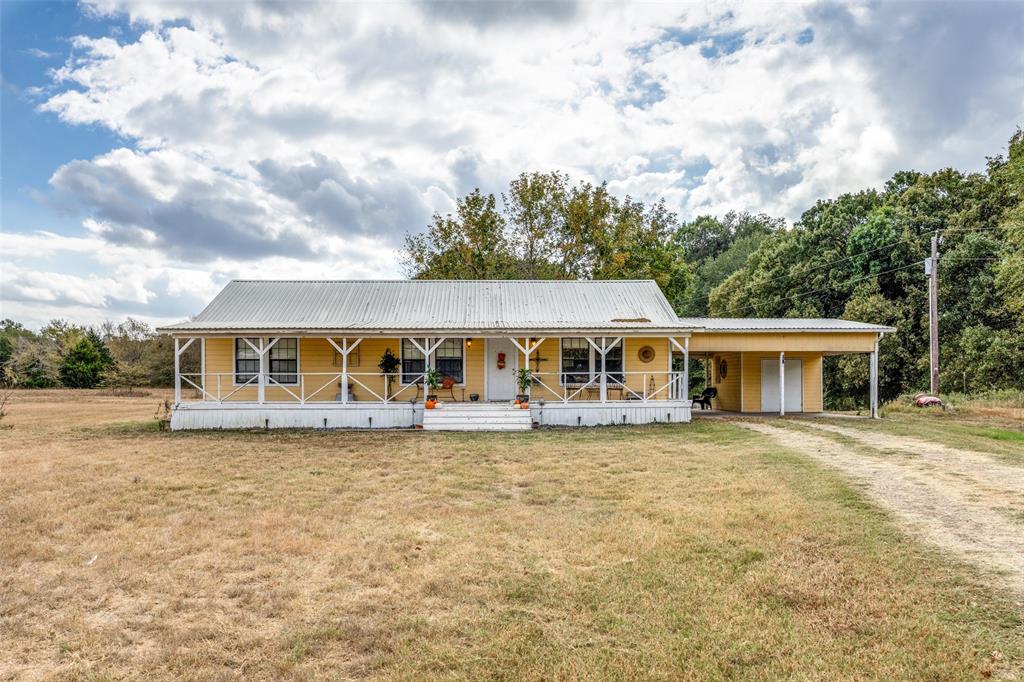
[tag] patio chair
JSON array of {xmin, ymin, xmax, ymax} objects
[
  {"xmin": 441, "ymin": 375, "xmax": 457, "ymax": 401},
  {"xmin": 692, "ymin": 387, "xmax": 717, "ymax": 410}
]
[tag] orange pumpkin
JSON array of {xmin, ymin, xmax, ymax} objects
[{"xmin": 425, "ymin": 399, "xmax": 437, "ymax": 409}]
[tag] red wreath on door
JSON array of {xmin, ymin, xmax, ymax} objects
[{"xmin": 496, "ymin": 352, "xmax": 506, "ymax": 370}]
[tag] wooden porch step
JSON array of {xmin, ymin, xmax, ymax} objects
[{"xmin": 423, "ymin": 404, "xmax": 532, "ymax": 431}]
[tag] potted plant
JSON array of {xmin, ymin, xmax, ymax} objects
[
  {"xmin": 514, "ymin": 367, "xmax": 532, "ymax": 408},
  {"xmin": 424, "ymin": 367, "xmax": 441, "ymax": 409},
  {"xmin": 378, "ymin": 348, "xmax": 400, "ymax": 398}
]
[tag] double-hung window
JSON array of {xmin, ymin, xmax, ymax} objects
[
  {"xmin": 560, "ymin": 338, "xmax": 591, "ymax": 385},
  {"xmin": 560, "ymin": 338, "xmax": 623, "ymax": 386},
  {"xmin": 401, "ymin": 339, "xmax": 426, "ymax": 384},
  {"xmin": 400, "ymin": 338, "xmax": 465, "ymax": 384},
  {"xmin": 435, "ymin": 339, "xmax": 464, "ymax": 383},
  {"xmin": 604, "ymin": 341, "xmax": 624, "ymax": 385},
  {"xmin": 234, "ymin": 338, "xmax": 299, "ymax": 385}
]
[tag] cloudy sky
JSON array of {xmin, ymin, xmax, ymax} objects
[{"xmin": 1, "ymin": 0, "xmax": 1021, "ymax": 329}]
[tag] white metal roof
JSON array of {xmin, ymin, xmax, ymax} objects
[
  {"xmin": 677, "ymin": 317, "xmax": 896, "ymax": 333},
  {"xmin": 159, "ymin": 279, "xmax": 695, "ymax": 335}
]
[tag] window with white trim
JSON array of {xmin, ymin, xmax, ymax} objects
[
  {"xmin": 400, "ymin": 338, "xmax": 465, "ymax": 385},
  {"xmin": 560, "ymin": 338, "xmax": 624, "ymax": 385},
  {"xmin": 234, "ymin": 337, "xmax": 298, "ymax": 385},
  {"xmin": 435, "ymin": 338, "xmax": 464, "ymax": 383},
  {"xmin": 401, "ymin": 338, "xmax": 426, "ymax": 384},
  {"xmin": 560, "ymin": 338, "xmax": 590, "ymax": 385}
]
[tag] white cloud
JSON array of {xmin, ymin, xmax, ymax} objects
[{"xmin": 2, "ymin": 0, "xmax": 1020, "ymax": 327}]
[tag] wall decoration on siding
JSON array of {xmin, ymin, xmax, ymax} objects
[
  {"xmin": 637, "ymin": 345, "xmax": 656, "ymax": 363},
  {"xmin": 718, "ymin": 358, "xmax": 728, "ymax": 381}
]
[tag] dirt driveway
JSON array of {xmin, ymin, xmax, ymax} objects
[{"xmin": 737, "ymin": 419, "xmax": 1024, "ymax": 596}]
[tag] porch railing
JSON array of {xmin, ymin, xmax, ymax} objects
[
  {"xmin": 528, "ymin": 371, "xmax": 688, "ymax": 403},
  {"xmin": 178, "ymin": 372, "xmax": 427, "ymax": 405},
  {"xmin": 176, "ymin": 370, "xmax": 689, "ymax": 405}
]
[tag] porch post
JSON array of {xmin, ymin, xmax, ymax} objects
[
  {"xmin": 778, "ymin": 351, "xmax": 785, "ymax": 417},
  {"xmin": 174, "ymin": 338, "xmax": 181, "ymax": 404},
  {"xmin": 599, "ymin": 337, "xmax": 607, "ymax": 402},
  {"xmin": 200, "ymin": 338, "xmax": 206, "ymax": 396},
  {"xmin": 341, "ymin": 339, "xmax": 349, "ymax": 405},
  {"xmin": 258, "ymin": 338, "xmax": 266, "ymax": 404},
  {"xmin": 869, "ymin": 338, "xmax": 879, "ymax": 419},
  {"xmin": 682, "ymin": 337, "xmax": 689, "ymax": 402}
]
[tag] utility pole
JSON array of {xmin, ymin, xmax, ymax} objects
[{"xmin": 927, "ymin": 233, "xmax": 940, "ymax": 395}]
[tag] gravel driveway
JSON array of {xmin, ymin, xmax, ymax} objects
[{"xmin": 737, "ymin": 419, "xmax": 1024, "ymax": 596}]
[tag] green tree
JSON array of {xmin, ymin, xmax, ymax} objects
[
  {"xmin": 402, "ymin": 189, "xmax": 515, "ymax": 279},
  {"xmin": 59, "ymin": 337, "xmax": 106, "ymax": 388},
  {"xmin": 402, "ymin": 175, "xmax": 692, "ymax": 305},
  {"xmin": 504, "ymin": 171, "xmax": 567, "ymax": 279}
]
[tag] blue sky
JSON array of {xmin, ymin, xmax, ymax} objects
[{"xmin": 1, "ymin": 0, "xmax": 1022, "ymax": 329}]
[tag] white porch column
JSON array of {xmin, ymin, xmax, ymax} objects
[
  {"xmin": 173, "ymin": 337, "xmax": 196, "ymax": 405},
  {"xmin": 258, "ymin": 338, "xmax": 266, "ymax": 404},
  {"xmin": 508, "ymin": 337, "xmax": 545, "ymax": 398},
  {"xmin": 200, "ymin": 338, "xmax": 206, "ymax": 396},
  {"xmin": 174, "ymin": 338, "xmax": 181, "ymax": 404},
  {"xmin": 668, "ymin": 337, "xmax": 689, "ymax": 402},
  {"xmin": 599, "ymin": 338, "xmax": 608, "ymax": 402},
  {"xmin": 341, "ymin": 342, "xmax": 348, "ymax": 404},
  {"xmin": 870, "ymin": 339, "xmax": 879, "ymax": 419},
  {"xmin": 326, "ymin": 337, "xmax": 363, "ymax": 405},
  {"xmin": 778, "ymin": 351, "xmax": 785, "ymax": 417},
  {"xmin": 683, "ymin": 337, "xmax": 689, "ymax": 402}
]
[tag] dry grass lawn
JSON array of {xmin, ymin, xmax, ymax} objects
[{"xmin": 2, "ymin": 390, "xmax": 1023, "ymax": 680}]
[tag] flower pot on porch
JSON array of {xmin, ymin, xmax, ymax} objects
[{"xmin": 515, "ymin": 394, "xmax": 529, "ymax": 405}]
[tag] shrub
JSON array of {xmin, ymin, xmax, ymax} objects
[{"xmin": 60, "ymin": 337, "xmax": 106, "ymax": 388}]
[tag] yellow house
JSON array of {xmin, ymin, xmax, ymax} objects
[{"xmin": 158, "ymin": 280, "xmax": 892, "ymax": 430}]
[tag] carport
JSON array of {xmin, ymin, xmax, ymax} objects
[{"xmin": 679, "ymin": 318, "xmax": 894, "ymax": 418}]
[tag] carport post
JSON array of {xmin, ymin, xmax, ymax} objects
[
  {"xmin": 683, "ymin": 337, "xmax": 689, "ymax": 402},
  {"xmin": 779, "ymin": 352, "xmax": 785, "ymax": 417},
  {"xmin": 869, "ymin": 338, "xmax": 879, "ymax": 419}
]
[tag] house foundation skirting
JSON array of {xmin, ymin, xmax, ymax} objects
[
  {"xmin": 170, "ymin": 400, "xmax": 692, "ymax": 430},
  {"xmin": 531, "ymin": 400, "xmax": 691, "ymax": 427},
  {"xmin": 170, "ymin": 403, "xmax": 423, "ymax": 430}
]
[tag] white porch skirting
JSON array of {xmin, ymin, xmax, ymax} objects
[
  {"xmin": 531, "ymin": 400, "xmax": 691, "ymax": 427},
  {"xmin": 170, "ymin": 400, "xmax": 691, "ymax": 431},
  {"xmin": 171, "ymin": 402, "xmax": 423, "ymax": 430}
]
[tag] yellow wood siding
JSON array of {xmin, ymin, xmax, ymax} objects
[
  {"xmin": 739, "ymin": 351, "xmax": 823, "ymax": 413},
  {"xmin": 202, "ymin": 337, "xmax": 484, "ymax": 402},
  {"xmin": 524, "ymin": 337, "xmax": 672, "ymax": 401},
  {"xmin": 689, "ymin": 332, "xmax": 877, "ymax": 353},
  {"xmin": 709, "ymin": 352, "xmax": 741, "ymax": 411}
]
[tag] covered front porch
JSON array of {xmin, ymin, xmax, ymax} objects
[{"xmin": 170, "ymin": 333, "xmax": 694, "ymax": 430}]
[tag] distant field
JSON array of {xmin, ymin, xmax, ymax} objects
[{"xmin": 1, "ymin": 390, "xmax": 1022, "ymax": 680}]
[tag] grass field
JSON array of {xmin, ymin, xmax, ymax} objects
[{"xmin": 2, "ymin": 390, "xmax": 1023, "ymax": 680}]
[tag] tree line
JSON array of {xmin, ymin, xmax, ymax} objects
[
  {"xmin": 0, "ymin": 318, "xmax": 175, "ymax": 393},
  {"xmin": 402, "ymin": 130, "xmax": 1024, "ymax": 407}
]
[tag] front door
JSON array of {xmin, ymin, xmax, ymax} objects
[
  {"xmin": 486, "ymin": 338, "xmax": 517, "ymax": 401},
  {"xmin": 760, "ymin": 357, "xmax": 803, "ymax": 412}
]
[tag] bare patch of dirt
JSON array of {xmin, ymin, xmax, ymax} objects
[{"xmin": 738, "ymin": 421, "xmax": 1024, "ymax": 596}]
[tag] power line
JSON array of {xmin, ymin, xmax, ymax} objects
[
  {"xmin": 714, "ymin": 260, "xmax": 929, "ymax": 317},
  {"xmin": 682, "ymin": 225, "xmax": 1009, "ymax": 311}
]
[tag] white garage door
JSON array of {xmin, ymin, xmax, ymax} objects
[{"xmin": 761, "ymin": 358, "xmax": 803, "ymax": 413}]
